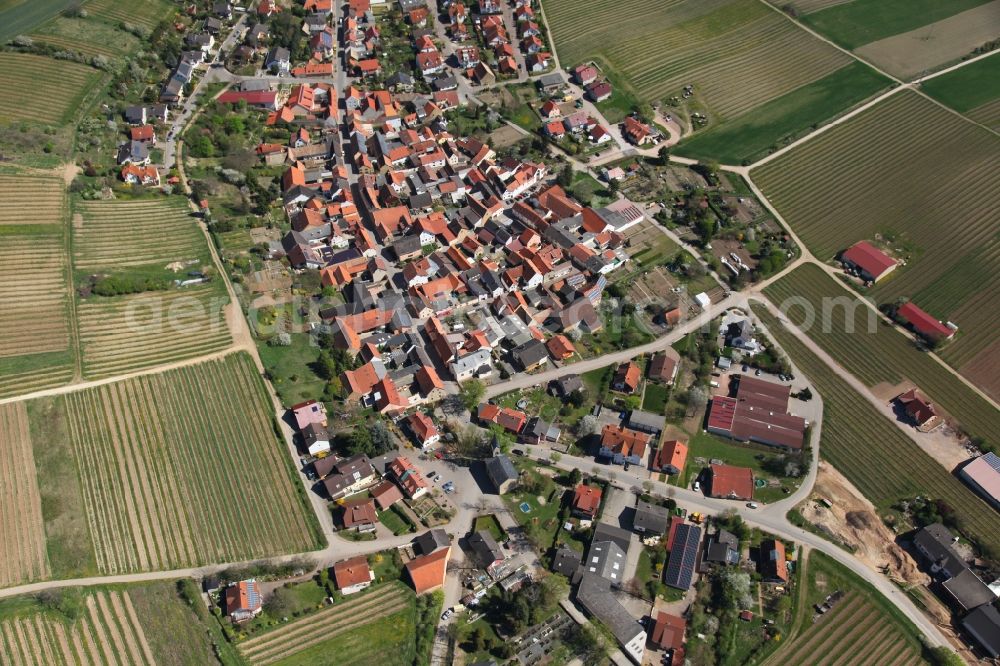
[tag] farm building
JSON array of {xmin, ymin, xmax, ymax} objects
[
  {"xmin": 575, "ymin": 573, "xmax": 647, "ymax": 664},
  {"xmin": 224, "ymin": 580, "xmax": 262, "ymax": 622},
  {"xmin": 962, "ymin": 605, "xmax": 1000, "ymax": 658},
  {"xmin": 708, "ymin": 464, "xmax": 754, "ymax": 501},
  {"xmin": 839, "ymin": 241, "xmax": 896, "ymax": 282},
  {"xmin": 572, "ymin": 483, "xmax": 602, "ymax": 519},
  {"xmin": 664, "ymin": 523, "xmax": 701, "ymax": 590},
  {"xmin": 959, "ymin": 452, "xmax": 1000, "ymax": 510},
  {"xmin": 912, "ymin": 523, "xmax": 995, "ymax": 612},
  {"xmin": 758, "ymin": 539, "xmax": 788, "ymax": 583},
  {"xmin": 706, "ymin": 375, "xmax": 806, "ymax": 450},
  {"xmin": 896, "ymin": 302, "xmax": 955, "ymax": 342},
  {"xmin": 651, "ymin": 439, "xmax": 688, "ymax": 475},
  {"xmin": 333, "ymin": 556, "xmax": 374, "ymax": 594},
  {"xmin": 894, "ymin": 389, "xmax": 942, "ymax": 432}
]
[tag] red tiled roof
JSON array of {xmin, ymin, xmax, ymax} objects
[
  {"xmin": 370, "ymin": 480, "xmax": 403, "ymax": 510},
  {"xmin": 651, "ymin": 611, "xmax": 685, "ymax": 651},
  {"xmin": 654, "ymin": 439, "xmax": 688, "ymax": 472},
  {"xmin": 897, "ymin": 302, "xmax": 953, "ymax": 339},
  {"xmin": 709, "ymin": 464, "xmax": 754, "ymax": 500},
  {"xmin": 572, "ymin": 484, "xmax": 602, "ymax": 516},
  {"xmin": 840, "ymin": 241, "xmax": 895, "ymax": 280},
  {"xmin": 342, "ymin": 498, "xmax": 378, "ymax": 528},
  {"xmin": 896, "ymin": 388, "xmax": 939, "ymax": 425},
  {"xmin": 333, "ymin": 556, "xmax": 372, "ymax": 589},
  {"xmin": 546, "ymin": 334, "xmax": 575, "ymax": 360},
  {"xmin": 406, "ymin": 546, "xmax": 450, "ymax": 594},
  {"xmin": 600, "ymin": 424, "xmax": 650, "ymax": 458}
]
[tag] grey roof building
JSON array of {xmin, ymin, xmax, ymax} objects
[
  {"xmin": 633, "ymin": 500, "xmax": 670, "ymax": 535},
  {"xmin": 575, "ymin": 573, "xmax": 647, "ymax": 664},
  {"xmin": 551, "ymin": 547, "xmax": 581, "ymax": 577},
  {"xmin": 941, "ymin": 569, "xmax": 995, "ymax": 611},
  {"xmin": 912, "ymin": 523, "xmax": 967, "ymax": 579},
  {"xmin": 511, "ymin": 339, "xmax": 549, "ymax": 370},
  {"xmin": 704, "ymin": 529, "xmax": 739, "ymax": 565},
  {"xmin": 484, "ymin": 453, "xmax": 518, "ymax": 494},
  {"xmin": 962, "ymin": 604, "xmax": 1000, "ymax": 658},
  {"xmin": 552, "ymin": 374, "xmax": 584, "ymax": 397},
  {"xmin": 414, "ymin": 528, "xmax": 451, "ymax": 556},
  {"xmin": 626, "ymin": 409, "xmax": 666, "ymax": 435},
  {"xmin": 468, "ymin": 530, "xmax": 506, "ymax": 572}
]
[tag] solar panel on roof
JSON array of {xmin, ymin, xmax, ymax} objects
[{"xmin": 665, "ymin": 524, "xmax": 701, "ymax": 590}]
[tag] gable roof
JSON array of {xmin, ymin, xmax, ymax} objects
[
  {"xmin": 572, "ymin": 484, "xmax": 602, "ymax": 515},
  {"xmin": 897, "ymin": 302, "xmax": 953, "ymax": 339},
  {"xmin": 664, "ymin": 523, "xmax": 701, "ymax": 589},
  {"xmin": 654, "ymin": 439, "xmax": 688, "ymax": 472},
  {"xmin": 840, "ymin": 241, "xmax": 895, "ymax": 279},
  {"xmin": 405, "ymin": 546, "xmax": 450, "ymax": 594},
  {"xmin": 709, "ymin": 464, "xmax": 754, "ymax": 500},
  {"xmin": 333, "ymin": 555, "xmax": 372, "ymax": 589},
  {"xmin": 633, "ymin": 500, "xmax": 670, "ymax": 534}
]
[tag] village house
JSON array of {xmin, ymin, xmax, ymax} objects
[
  {"xmin": 333, "ymin": 556, "xmax": 375, "ymax": 594},
  {"xmin": 224, "ymin": 580, "xmax": 262, "ymax": 622},
  {"xmin": 599, "ymin": 424, "xmax": 650, "ymax": 466},
  {"xmin": 612, "ymin": 361, "xmax": 641, "ymax": 394},
  {"xmin": 572, "ymin": 483, "xmax": 602, "ymax": 519}
]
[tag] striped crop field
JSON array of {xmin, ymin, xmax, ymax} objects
[
  {"xmin": 0, "ymin": 53, "xmax": 99, "ymax": 125},
  {"xmin": 921, "ymin": 52, "xmax": 1000, "ymax": 132},
  {"xmin": 800, "ymin": 0, "xmax": 999, "ymax": 79},
  {"xmin": 238, "ymin": 583, "xmax": 416, "ymax": 665},
  {"xmin": 0, "ymin": 230, "xmax": 71, "ymax": 358},
  {"xmin": 51, "ymin": 353, "xmax": 322, "ymax": 576},
  {"xmin": 752, "ymin": 91, "xmax": 1000, "ymax": 393},
  {"xmin": 751, "ymin": 304, "xmax": 1000, "ymax": 558},
  {"xmin": 73, "ymin": 198, "xmax": 207, "ymax": 270},
  {"xmin": 543, "ymin": 0, "xmax": 852, "ymax": 120},
  {"xmin": 0, "ymin": 403, "xmax": 49, "ymax": 588},
  {"xmin": 29, "ymin": 16, "xmax": 140, "ymax": 61},
  {"xmin": 766, "ymin": 593, "xmax": 923, "ymax": 666},
  {"xmin": 76, "ymin": 284, "xmax": 231, "ymax": 379},
  {"xmin": 0, "ymin": 174, "xmax": 65, "ymax": 226},
  {"xmin": 0, "ymin": 590, "xmax": 157, "ymax": 665},
  {"xmin": 82, "ymin": 0, "xmax": 175, "ymax": 29},
  {"xmin": 763, "ymin": 265, "xmax": 1000, "ymax": 445}
]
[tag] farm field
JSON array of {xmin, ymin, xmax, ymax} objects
[
  {"xmin": 237, "ymin": 583, "xmax": 416, "ymax": 665},
  {"xmin": 0, "ymin": 0, "xmax": 71, "ymax": 44},
  {"xmin": 764, "ymin": 551, "xmax": 925, "ymax": 666},
  {"xmin": 763, "ymin": 265, "xmax": 1000, "ymax": 444},
  {"xmin": 751, "ymin": 304, "xmax": 1000, "ymax": 559},
  {"xmin": 0, "ymin": 53, "xmax": 100, "ymax": 125},
  {"xmin": 0, "ymin": 403, "xmax": 49, "ymax": 588},
  {"xmin": 675, "ymin": 61, "xmax": 889, "ymax": 164},
  {"xmin": 29, "ymin": 16, "xmax": 140, "ymax": 61},
  {"xmin": 751, "ymin": 90, "xmax": 1000, "ymax": 394},
  {"xmin": 73, "ymin": 198, "xmax": 207, "ymax": 270},
  {"xmin": 25, "ymin": 353, "xmax": 322, "ymax": 577},
  {"xmin": 800, "ymin": 0, "xmax": 999, "ymax": 78},
  {"xmin": 921, "ymin": 53, "xmax": 1000, "ymax": 131},
  {"xmin": 82, "ymin": 0, "xmax": 175, "ymax": 29},
  {"xmin": 76, "ymin": 283, "xmax": 231, "ymax": 379},
  {"xmin": 0, "ymin": 228, "xmax": 72, "ymax": 359},
  {"xmin": 0, "ymin": 583, "xmax": 215, "ymax": 665},
  {"xmin": 542, "ymin": 0, "xmax": 856, "ymax": 127},
  {"xmin": 0, "ymin": 174, "xmax": 66, "ymax": 226}
]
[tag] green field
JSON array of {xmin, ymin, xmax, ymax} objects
[
  {"xmin": 29, "ymin": 15, "xmax": 140, "ymax": 60},
  {"xmin": 24, "ymin": 353, "xmax": 323, "ymax": 579},
  {"xmin": 0, "ymin": 582, "xmax": 219, "ymax": 665},
  {"xmin": 921, "ymin": 53, "xmax": 1000, "ymax": 131},
  {"xmin": 543, "ymin": 0, "xmax": 853, "ymax": 126},
  {"xmin": 237, "ymin": 583, "xmax": 418, "ymax": 666},
  {"xmin": 675, "ymin": 61, "xmax": 890, "ymax": 164},
  {"xmin": 763, "ymin": 265, "xmax": 1000, "ymax": 444},
  {"xmin": 751, "ymin": 91, "xmax": 1000, "ymax": 386},
  {"xmin": 751, "ymin": 303, "xmax": 1000, "ymax": 558},
  {"xmin": 764, "ymin": 551, "xmax": 927, "ymax": 666},
  {"xmin": 0, "ymin": 53, "xmax": 100, "ymax": 125},
  {"xmin": 0, "ymin": 0, "xmax": 71, "ymax": 43},
  {"xmin": 800, "ymin": 0, "xmax": 993, "ymax": 49},
  {"xmin": 82, "ymin": 0, "xmax": 174, "ymax": 29}
]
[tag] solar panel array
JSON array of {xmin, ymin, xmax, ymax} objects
[{"xmin": 664, "ymin": 523, "xmax": 702, "ymax": 590}]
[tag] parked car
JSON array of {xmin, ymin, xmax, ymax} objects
[
  {"xmin": 746, "ymin": 502, "xmax": 759, "ymax": 509},
  {"xmin": 441, "ymin": 608, "xmax": 453, "ymax": 620},
  {"xmin": 693, "ymin": 480, "xmax": 701, "ymax": 492}
]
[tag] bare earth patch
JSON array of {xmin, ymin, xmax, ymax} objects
[{"xmin": 855, "ymin": 0, "xmax": 1000, "ymax": 79}]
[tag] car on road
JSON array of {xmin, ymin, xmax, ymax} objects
[
  {"xmin": 693, "ymin": 480, "xmax": 701, "ymax": 492},
  {"xmin": 427, "ymin": 471, "xmax": 438, "ymax": 480},
  {"xmin": 441, "ymin": 609, "xmax": 453, "ymax": 621},
  {"xmin": 755, "ymin": 369, "xmax": 762, "ymax": 376},
  {"xmin": 443, "ymin": 481, "xmax": 455, "ymax": 493},
  {"xmin": 746, "ymin": 502, "xmax": 759, "ymax": 509}
]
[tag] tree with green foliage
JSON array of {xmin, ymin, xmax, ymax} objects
[
  {"xmin": 459, "ymin": 379, "xmax": 486, "ymax": 411},
  {"xmin": 558, "ymin": 163, "xmax": 574, "ymax": 187}
]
